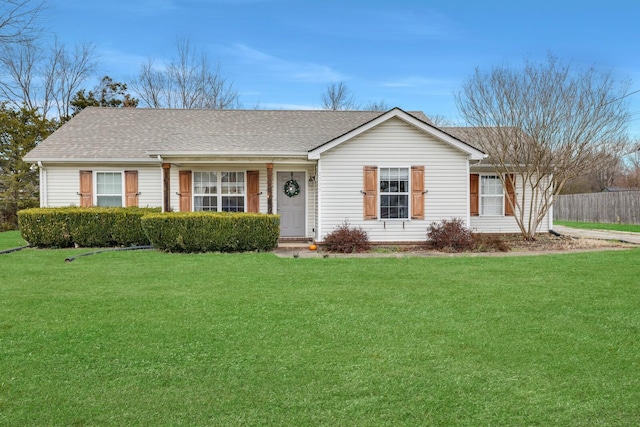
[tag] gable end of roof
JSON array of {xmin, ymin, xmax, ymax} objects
[{"xmin": 307, "ymin": 107, "xmax": 486, "ymax": 160}]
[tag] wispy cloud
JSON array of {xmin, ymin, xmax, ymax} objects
[
  {"xmin": 382, "ymin": 76, "xmax": 454, "ymax": 89},
  {"xmin": 229, "ymin": 44, "xmax": 346, "ymax": 83}
]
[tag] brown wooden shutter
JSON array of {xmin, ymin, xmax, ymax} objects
[
  {"xmin": 505, "ymin": 173, "xmax": 516, "ymax": 216},
  {"xmin": 79, "ymin": 170, "xmax": 93, "ymax": 207},
  {"xmin": 124, "ymin": 170, "xmax": 139, "ymax": 207},
  {"xmin": 411, "ymin": 166, "xmax": 425, "ymax": 220},
  {"xmin": 470, "ymin": 174, "xmax": 479, "ymax": 216},
  {"xmin": 247, "ymin": 170, "xmax": 260, "ymax": 213},
  {"xmin": 179, "ymin": 170, "xmax": 192, "ymax": 212},
  {"xmin": 363, "ymin": 166, "xmax": 377, "ymax": 220}
]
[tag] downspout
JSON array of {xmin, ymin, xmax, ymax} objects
[
  {"xmin": 465, "ymin": 158, "xmax": 471, "ymax": 229},
  {"xmin": 38, "ymin": 161, "xmax": 46, "ymax": 207},
  {"xmin": 313, "ymin": 162, "xmax": 318, "ymax": 241},
  {"xmin": 316, "ymin": 159, "xmax": 322, "ymax": 241}
]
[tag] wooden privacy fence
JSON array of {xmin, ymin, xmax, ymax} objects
[{"xmin": 554, "ymin": 191, "xmax": 640, "ymax": 225}]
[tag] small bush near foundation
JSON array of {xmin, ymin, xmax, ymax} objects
[
  {"xmin": 427, "ymin": 218, "xmax": 476, "ymax": 252},
  {"xmin": 323, "ymin": 221, "xmax": 370, "ymax": 253}
]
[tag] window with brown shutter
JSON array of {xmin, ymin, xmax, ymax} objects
[
  {"xmin": 363, "ymin": 166, "xmax": 377, "ymax": 220},
  {"xmin": 179, "ymin": 170, "xmax": 192, "ymax": 212},
  {"xmin": 505, "ymin": 173, "xmax": 516, "ymax": 216},
  {"xmin": 79, "ymin": 170, "xmax": 93, "ymax": 207},
  {"xmin": 124, "ymin": 171, "xmax": 139, "ymax": 207},
  {"xmin": 470, "ymin": 174, "xmax": 479, "ymax": 216}
]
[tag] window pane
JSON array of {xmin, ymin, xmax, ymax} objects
[
  {"xmin": 221, "ymin": 172, "xmax": 245, "ymax": 195},
  {"xmin": 97, "ymin": 196, "xmax": 122, "ymax": 207},
  {"xmin": 194, "ymin": 196, "xmax": 217, "ymax": 211},
  {"xmin": 194, "ymin": 172, "xmax": 217, "ymax": 195},
  {"xmin": 379, "ymin": 167, "xmax": 409, "ymax": 194},
  {"xmin": 482, "ymin": 196, "xmax": 502, "ymax": 215},
  {"xmin": 96, "ymin": 172, "xmax": 122, "ymax": 195},
  {"xmin": 481, "ymin": 176, "xmax": 502, "ymax": 195},
  {"xmin": 222, "ymin": 196, "xmax": 244, "ymax": 212},
  {"xmin": 380, "ymin": 195, "xmax": 408, "ymax": 219}
]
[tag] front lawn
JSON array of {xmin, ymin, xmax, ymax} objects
[
  {"xmin": 0, "ymin": 230, "xmax": 26, "ymax": 250},
  {"xmin": 1, "ymin": 243, "xmax": 639, "ymax": 425},
  {"xmin": 555, "ymin": 220, "xmax": 640, "ymax": 233}
]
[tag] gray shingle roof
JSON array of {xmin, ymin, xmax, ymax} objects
[{"xmin": 23, "ymin": 107, "xmax": 477, "ymax": 162}]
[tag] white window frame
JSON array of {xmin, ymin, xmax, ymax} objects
[
  {"xmin": 95, "ymin": 171, "xmax": 124, "ymax": 207},
  {"xmin": 378, "ymin": 166, "xmax": 411, "ymax": 220},
  {"xmin": 479, "ymin": 174, "xmax": 504, "ymax": 216},
  {"xmin": 193, "ymin": 170, "xmax": 246, "ymax": 212}
]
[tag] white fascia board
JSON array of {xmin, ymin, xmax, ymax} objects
[
  {"xmin": 308, "ymin": 108, "xmax": 486, "ymax": 160},
  {"xmin": 23, "ymin": 157, "xmax": 161, "ymax": 164}
]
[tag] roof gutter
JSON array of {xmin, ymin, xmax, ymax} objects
[{"xmin": 145, "ymin": 150, "xmax": 309, "ymax": 158}]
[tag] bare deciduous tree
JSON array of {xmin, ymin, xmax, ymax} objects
[
  {"xmin": 52, "ymin": 41, "xmax": 98, "ymax": 120},
  {"xmin": 455, "ymin": 54, "xmax": 630, "ymax": 240},
  {"xmin": 615, "ymin": 141, "xmax": 640, "ymax": 189},
  {"xmin": 0, "ymin": 38, "xmax": 97, "ymax": 120},
  {"xmin": 321, "ymin": 81, "xmax": 356, "ymax": 110},
  {"xmin": 363, "ymin": 99, "xmax": 388, "ymax": 112},
  {"xmin": 0, "ymin": 0, "xmax": 44, "ymax": 44},
  {"xmin": 426, "ymin": 114, "xmax": 456, "ymax": 127},
  {"xmin": 0, "ymin": 40, "xmax": 40, "ymax": 110},
  {"xmin": 131, "ymin": 38, "xmax": 240, "ymax": 109}
]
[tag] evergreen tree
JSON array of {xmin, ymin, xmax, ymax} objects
[{"xmin": 0, "ymin": 104, "xmax": 55, "ymax": 229}]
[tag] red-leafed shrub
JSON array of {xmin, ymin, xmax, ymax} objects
[
  {"xmin": 323, "ymin": 221, "xmax": 370, "ymax": 253},
  {"xmin": 427, "ymin": 218, "xmax": 476, "ymax": 252}
]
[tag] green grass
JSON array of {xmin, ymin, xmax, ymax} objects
[
  {"xmin": 0, "ymin": 230, "xmax": 27, "ymax": 250},
  {"xmin": 556, "ymin": 220, "xmax": 640, "ymax": 233},
  {"xmin": 1, "ymin": 242, "xmax": 640, "ymax": 425}
]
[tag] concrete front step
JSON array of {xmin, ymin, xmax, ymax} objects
[{"xmin": 277, "ymin": 241, "xmax": 315, "ymax": 249}]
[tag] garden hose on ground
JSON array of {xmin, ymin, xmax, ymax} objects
[
  {"xmin": 0, "ymin": 245, "xmax": 31, "ymax": 255},
  {"xmin": 64, "ymin": 246, "xmax": 154, "ymax": 262}
]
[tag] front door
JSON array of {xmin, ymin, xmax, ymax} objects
[{"xmin": 277, "ymin": 172, "xmax": 305, "ymax": 237}]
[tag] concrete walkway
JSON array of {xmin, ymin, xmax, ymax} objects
[{"xmin": 553, "ymin": 225, "xmax": 640, "ymax": 245}]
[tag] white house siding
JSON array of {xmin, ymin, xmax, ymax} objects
[
  {"xmin": 40, "ymin": 164, "xmax": 162, "ymax": 208},
  {"xmin": 469, "ymin": 173, "xmax": 552, "ymax": 233},
  {"xmin": 317, "ymin": 117, "xmax": 470, "ymax": 242}
]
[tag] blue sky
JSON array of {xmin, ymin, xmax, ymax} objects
[{"xmin": 44, "ymin": 0, "xmax": 640, "ymax": 137}]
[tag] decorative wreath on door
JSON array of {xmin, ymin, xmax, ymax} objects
[{"xmin": 284, "ymin": 178, "xmax": 300, "ymax": 197}]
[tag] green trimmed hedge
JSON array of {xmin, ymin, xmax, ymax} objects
[
  {"xmin": 141, "ymin": 212, "xmax": 280, "ymax": 253},
  {"xmin": 18, "ymin": 207, "xmax": 160, "ymax": 248}
]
